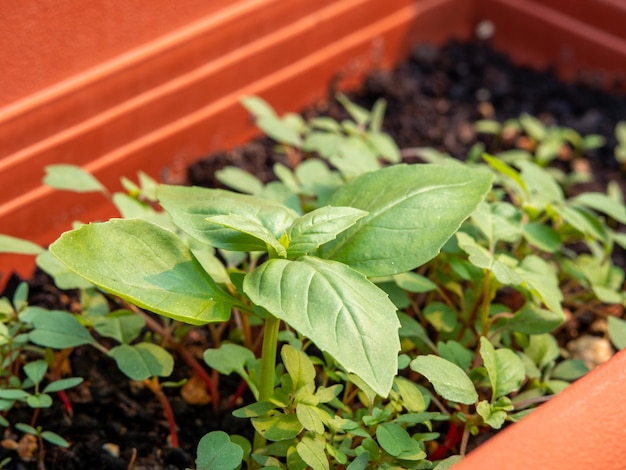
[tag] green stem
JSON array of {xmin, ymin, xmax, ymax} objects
[{"xmin": 252, "ymin": 314, "xmax": 281, "ymax": 454}]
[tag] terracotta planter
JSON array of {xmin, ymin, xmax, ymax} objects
[{"xmin": 1, "ymin": 1, "xmax": 625, "ymax": 468}]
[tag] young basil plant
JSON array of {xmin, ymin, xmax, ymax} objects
[{"xmin": 49, "ymin": 163, "xmax": 492, "ymax": 399}]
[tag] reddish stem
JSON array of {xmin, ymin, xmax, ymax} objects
[
  {"xmin": 229, "ymin": 379, "xmax": 249, "ymax": 409},
  {"xmin": 145, "ymin": 378, "xmax": 179, "ymax": 448},
  {"xmin": 176, "ymin": 346, "xmax": 220, "ymax": 413},
  {"xmin": 57, "ymin": 390, "xmax": 74, "ymax": 417},
  {"xmin": 429, "ymin": 421, "xmax": 465, "ymax": 461}
]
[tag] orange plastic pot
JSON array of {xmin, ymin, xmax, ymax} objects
[{"xmin": 1, "ymin": 1, "xmax": 625, "ymax": 467}]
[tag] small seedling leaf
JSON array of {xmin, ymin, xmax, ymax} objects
[
  {"xmin": 41, "ymin": 431, "xmax": 69, "ymax": 448},
  {"xmin": 109, "ymin": 343, "xmax": 174, "ymax": 380},
  {"xmin": 50, "ymin": 219, "xmax": 234, "ymax": 325},
  {"xmin": 410, "ymin": 355, "xmax": 478, "ymax": 405},
  {"xmin": 608, "ymin": 316, "xmax": 626, "ymax": 350},
  {"xmin": 93, "ymin": 311, "xmax": 146, "ymax": 344},
  {"xmin": 572, "ymin": 193, "xmax": 626, "ymax": 224},
  {"xmin": 29, "ymin": 309, "xmax": 95, "ymax": 348},
  {"xmin": 240, "ymin": 96, "xmax": 277, "ymax": 119},
  {"xmin": 215, "ymin": 166, "xmax": 264, "ymax": 195},
  {"xmin": 44, "ymin": 164, "xmax": 107, "ymax": 193},
  {"xmin": 281, "ymin": 345, "xmax": 316, "ymax": 390},
  {"xmin": 296, "ymin": 403, "xmax": 325, "ymax": 435},
  {"xmin": 244, "ymin": 257, "xmax": 400, "ymax": 397},
  {"xmin": 43, "ymin": 377, "xmax": 84, "ymax": 393},
  {"xmin": 296, "ymin": 435, "xmax": 329, "ymax": 470},
  {"xmin": 524, "ymin": 334, "xmax": 560, "ymax": 369},
  {"xmin": 27, "ymin": 393, "xmax": 53, "ymax": 408},
  {"xmin": 195, "ymin": 431, "xmax": 244, "ymax": 470},
  {"xmin": 0, "ymin": 235, "xmax": 43, "ymax": 255},
  {"xmin": 480, "ymin": 337, "xmax": 525, "ymax": 398},
  {"xmin": 376, "ymin": 422, "xmax": 427, "ymax": 460},
  {"xmin": 321, "ymin": 164, "xmax": 493, "ymax": 276},
  {"xmin": 252, "ymin": 411, "xmax": 302, "ymax": 441},
  {"xmin": 203, "ymin": 343, "xmax": 255, "ymax": 377},
  {"xmin": 24, "ymin": 360, "xmax": 48, "ymax": 386},
  {"xmin": 507, "ymin": 304, "xmax": 564, "ymax": 335}
]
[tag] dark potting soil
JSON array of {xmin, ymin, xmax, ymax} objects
[{"xmin": 2, "ymin": 39, "xmax": 626, "ymax": 469}]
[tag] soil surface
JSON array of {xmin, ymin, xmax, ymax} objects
[{"xmin": 2, "ymin": 39, "xmax": 626, "ymax": 469}]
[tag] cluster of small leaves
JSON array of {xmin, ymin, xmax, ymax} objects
[{"xmin": 2, "ymin": 95, "xmax": 626, "ymax": 470}]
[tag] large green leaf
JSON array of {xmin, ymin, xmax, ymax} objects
[
  {"xmin": 196, "ymin": 431, "xmax": 244, "ymax": 470},
  {"xmin": 319, "ymin": 164, "xmax": 493, "ymax": 276},
  {"xmin": 49, "ymin": 219, "xmax": 234, "ymax": 325},
  {"xmin": 157, "ymin": 185, "xmax": 298, "ymax": 251},
  {"xmin": 244, "ymin": 256, "xmax": 400, "ymax": 397}
]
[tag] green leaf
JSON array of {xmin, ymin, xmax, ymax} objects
[
  {"xmin": 252, "ymin": 411, "xmax": 302, "ymax": 441},
  {"xmin": 394, "ymin": 377, "xmax": 426, "ymax": 413},
  {"xmin": 507, "ymin": 304, "xmax": 564, "ymax": 335},
  {"xmin": 281, "ymin": 345, "xmax": 316, "ymax": 390},
  {"xmin": 206, "ymin": 214, "xmax": 286, "ymax": 257},
  {"xmin": 15, "ymin": 423, "xmax": 38, "ymax": 435},
  {"xmin": 410, "ymin": 355, "xmax": 478, "ymax": 405},
  {"xmin": 0, "ymin": 235, "xmax": 43, "ymax": 255},
  {"xmin": 456, "ymin": 232, "xmax": 521, "ymax": 285},
  {"xmin": 523, "ymin": 223, "xmax": 561, "ymax": 253},
  {"xmin": 376, "ymin": 422, "xmax": 427, "ymax": 460},
  {"xmin": 158, "ymin": 185, "xmax": 298, "ymax": 252},
  {"xmin": 480, "ymin": 337, "xmax": 525, "ymax": 399},
  {"xmin": 286, "ymin": 206, "xmax": 368, "ymax": 258},
  {"xmin": 41, "ymin": 431, "xmax": 70, "ymax": 448},
  {"xmin": 392, "ymin": 272, "xmax": 437, "ymax": 293},
  {"xmin": 483, "ymin": 154, "xmax": 527, "ymax": 195},
  {"xmin": 438, "ymin": 341, "xmax": 473, "ymax": 371},
  {"xmin": 572, "ymin": 193, "xmax": 626, "ymax": 224},
  {"xmin": 241, "ymin": 96, "xmax": 278, "ymax": 119},
  {"xmin": 608, "ymin": 316, "xmax": 626, "ymax": 350},
  {"xmin": 0, "ymin": 389, "xmax": 29, "ymax": 400},
  {"xmin": 476, "ymin": 400, "xmax": 507, "ymax": 429},
  {"xmin": 524, "ymin": 334, "xmax": 560, "ymax": 369},
  {"xmin": 27, "ymin": 394, "xmax": 53, "ymax": 408},
  {"xmin": 296, "ymin": 403, "xmax": 325, "ymax": 434},
  {"xmin": 24, "ymin": 360, "xmax": 48, "ymax": 386},
  {"xmin": 517, "ymin": 160, "xmax": 563, "ymax": 208},
  {"xmin": 433, "ymin": 455, "xmax": 463, "ymax": 470},
  {"xmin": 296, "ymin": 435, "xmax": 328, "ymax": 470},
  {"xmin": 232, "ymin": 401, "xmax": 276, "ymax": 418},
  {"xmin": 257, "ymin": 115, "xmax": 303, "ymax": 147},
  {"xmin": 244, "ymin": 256, "xmax": 400, "ymax": 397},
  {"xmin": 556, "ymin": 205, "xmax": 608, "ymax": 242},
  {"xmin": 196, "ymin": 431, "xmax": 244, "ymax": 470},
  {"xmin": 336, "ymin": 93, "xmax": 370, "ymax": 126},
  {"xmin": 366, "ymin": 132, "xmax": 401, "ymax": 163},
  {"xmin": 109, "ymin": 343, "xmax": 174, "ymax": 380},
  {"xmin": 551, "ymin": 359, "xmax": 589, "ymax": 381},
  {"xmin": 93, "ymin": 311, "xmax": 145, "ymax": 344},
  {"xmin": 216, "ymin": 167, "xmax": 264, "ymax": 195},
  {"xmin": 29, "ymin": 309, "xmax": 95, "ymax": 348},
  {"xmin": 515, "ymin": 255, "xmax": 563, "ymax": 315},
  {"xmin": 203, "ymin": 343, "xmax": 256, "ymax": 376},
  {"xmin": 320, "ymin": 164, "xmax": 493, "ymax": 276},
  {"xmin": 43, "ymin": 377, "xmax": 83, "ymax": 393},
  {"xmin": 36, "ymin": 250, "xmax": 93, "ymax": 290},
  {"xmin": 50, "ymin": 219, "xmax": 234, "ymax": 325},
  {"xmin": 44, "ymin": 164, "xmax": 107, "ymax": 193}
]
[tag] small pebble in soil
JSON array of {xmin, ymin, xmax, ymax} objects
[{"xmin": 567, "ymin": 335, "xmax": 614, "ymax": 369}]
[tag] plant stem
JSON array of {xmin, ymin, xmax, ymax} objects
[{"xmin": 252, "ymin": 314, "xmax": 281, "ymax": 454}]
